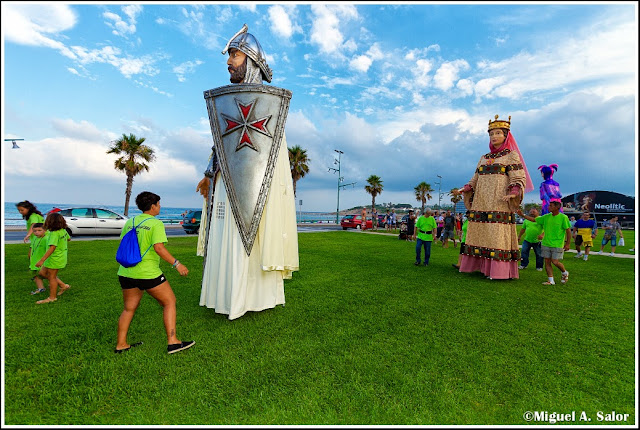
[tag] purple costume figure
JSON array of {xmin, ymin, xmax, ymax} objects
[{"xmin": 538, "ymin": 164, "xmax": 562, "ymax": 215}]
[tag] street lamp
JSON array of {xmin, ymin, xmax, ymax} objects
[
  {"xmin": 436, "ymin": 175, "xmax": 443, "ymax": 209},
  {"xmin": 328, "ymin": 149, "xmax": 356, "ymax": 224}
]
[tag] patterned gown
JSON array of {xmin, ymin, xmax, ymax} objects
[{"xmin": 460, "ymin": 147, "xmax": 527, "ymax": 279}]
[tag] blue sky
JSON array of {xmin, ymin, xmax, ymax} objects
[{"xmin": 2, "ymin": 2, "xmax": 637, "ymax": 213}]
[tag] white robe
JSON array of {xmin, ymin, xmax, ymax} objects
[{"xmin": 198, "ymin": 136, "xmax": 299, "ymax": 320}]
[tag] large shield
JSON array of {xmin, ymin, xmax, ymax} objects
[{"xmin": 204, "ymin": 84, "xmax": 292, "ymax": 255}]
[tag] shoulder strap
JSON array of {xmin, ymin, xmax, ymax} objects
[{"xmin": 133, "ymin": 216, "xmax": 155, "ymax": 257}]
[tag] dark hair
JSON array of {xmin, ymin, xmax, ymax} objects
[
  {"xmin": 549, "ymin": 201, "xmax": 562, "ymax": 207},
  {"xmin": 136, "ymin": 191, "xmax": 161, "ymax": 211},
  {"xmin": 16, "ymin": 200, "xmax": 43, "ymax": 220},
  {"xmin": 32, "ymin": 223, "xmax": 44, "ymax": 229},
  {"xmin": 44, "ymin": 212, "xmax": 67, "ymax": 231}
]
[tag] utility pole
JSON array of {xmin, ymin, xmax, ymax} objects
[
  {"xmin": 436, "ymin": 175, "xmax": 442, "ymax": 209},
  {"xmin": 328, "ymin": 149, "xmax": 356, "ymax": 224}
]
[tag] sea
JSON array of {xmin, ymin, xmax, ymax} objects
[{"xmin": 4, "ymin": 201, "xmax": 338, "ymax": 227}]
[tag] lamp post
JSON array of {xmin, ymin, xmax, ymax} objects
[
  {"xmin": 328, "ymin": 149, "xmax": 356, "ymax": 224},
  {"xmin": 436, "ymin": 175, "xmax": 442, "ymax": 209}
]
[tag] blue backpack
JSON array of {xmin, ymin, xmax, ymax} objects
[{"xmin": 116, "ymin": 216, "xmax": 153, "ymax": 268}]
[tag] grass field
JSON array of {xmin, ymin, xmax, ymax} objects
[{"xmin": 3, "ymin": 231, "xmax": 636, "ymax": 425}]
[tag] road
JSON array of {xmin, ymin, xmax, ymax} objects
[{"xmin": 4, "ymin": 224, "xmax": 344, "ymax": 244}]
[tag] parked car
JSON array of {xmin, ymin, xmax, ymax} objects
[
  {"xmin": 340, "ymin": 214, "xmax": 373, "ymax": 230},
  {"xmin": 49, "ymin": 207, "xmax": 128, "ymax": 236},
  {"xmin": 182, "ymin": 210, "xmax": 202, "ymax": 234}
]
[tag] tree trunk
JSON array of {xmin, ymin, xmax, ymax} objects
[
  {"xmin": 293, "ymin": 179, "xmax": 297, "ymax": 198},
  {"xmin": 371, "ymin": 195, "xmax": 376, "ymax": 228},
  {"xmin": 421, "ymin": 200, "xmax": 425, "ymax": 214},
  {"xmin": 124, "ymin": 173, "xmax": 134, "ymax": 216}
]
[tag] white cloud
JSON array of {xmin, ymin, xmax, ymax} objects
[
  {"xmin": 2, "ymin": 3, "xmax": 78, "ymax": 59},
  {"xmin": 310, "ymin": 4, "xmax": 359, "ymax": 55},
  {"xmin": 433, "ymin": 59, "xmax": 470, "ymax": 91},
  {"xmin": 456, "ymin": 78, "xmax": 474, "ymax": 96},
  {"xmin": 173, "ymin": 59, "xmax": 204, "ymax": 82},
  {"xmin": 103, "ymin": 5, "xmax": 143, "ymax": 38},
  {"xmin": 350, "ymin": 55, "xmax": 373, "ymax": 73},
  {"xmin": 268, "ymin": 5, "xmax": 299, "ymax": 39}
]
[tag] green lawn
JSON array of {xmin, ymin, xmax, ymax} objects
[{"xmin": 3, "ymin": 231, "xmax": 636, "ymax": 425}]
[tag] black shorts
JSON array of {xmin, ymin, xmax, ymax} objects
[
  {"xmin": 575, "ymin": 235, "xmax": 583, "ymax": 246},
  {"xmin": 119, "ymin": 274, "xmax": 167, "ymax": 290},
  {"xmin": 459, "ymin": 242, "xmax": 466, "ymax": 255}
]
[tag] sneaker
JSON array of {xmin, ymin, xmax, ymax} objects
[
  {"xmin": 583, "ymin": 255, "xmax": 588, "ymax": 261},
  {"xmin": 574, "ymin": 253, "xmax": 582, "ymax": 258},
  {"xmin": 168, "ymin": 340, "xmax": 195, "ymax": 354},
  {"xmin": 518, "ymin": 265, "xmax": 525, "ymax": 269},
  {"xmin": 561, "ymin": 272, "xmax": 569, "ymax": 284},
  {"xmin": 536, "ymin": 268, "xmax": 543, "ymax": 271},
  {"xmin": 414, "ymin": 261, "xmax": 421, "ymax": 266},
  {"xmin": 30, "ymin": 288, "xmax": 46, "ymax": 295},
  {"xmin": 597, "ymin": 250, "xmax": 603, "ymax": 255},
  {"xmin": 609, "ymin": 252, "xmax": 615, "ymax": 256}
]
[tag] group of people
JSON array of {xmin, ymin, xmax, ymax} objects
[{"xmin": 16, "ymin": 201, "xmax": 71, "ymax": 304}]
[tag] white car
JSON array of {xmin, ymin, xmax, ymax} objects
[{"xmin": 51, "ymin": 207, "xmax": 129, "ymax": 236}]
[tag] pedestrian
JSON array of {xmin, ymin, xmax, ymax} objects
[
  {"xmin": 517, "ymin": 208, "xmax": 544, "ymax": 271},
  {"xmin": 115, "ymin": 191, "xmax": 195, "ymax": 354},
  {"xmin": 385, "ymin": 210, "xmax": 391, "ymax": 232},
  {"xmin": 517, "ymin": 201, "xmax": 571, "ymax": 285},
  {"xmin": 442, "ymin": 210, "xmax": 457, "ymax": 248},
  {"xmin": 573, "ymin": 211, "xmax": 597, "ymax": 261},
  {"xmin": 390, "ymin": 209, "xmax": 397, "ymax": 232},
  {"xmin": 16, "ymin": 200, "xmax": 45, "ymax": 243},
  {"xmin": 406, "ymin": 210, "xmax": 416, "ymax": 242},
  {"xmin": 597, "ymin": 216, "xmax": 623, "ymax": 256},
  {"xmin": 569, "ymin": 216, "xmax": 576, "ymax": 228},
  {"xmin": 35, "ymin": 212, "xmax": 71, "ymax": 304},
  {"xmin": 453, "ymin": 211, "xmax": 470, "ymax": 270},
  {"xmin": 436, "ymin": 212, "xmax": 445, "ymax": 244},
  {"xmin": 453, "ymin": 115, "xmax": 534, "ymax": 279},
  {"xmin": 414, "ymin": 209, "xmax": 437, "ymax": 266}
]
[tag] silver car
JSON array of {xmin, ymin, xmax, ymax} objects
[{"xmin": 51, "ymin": 207, "xmax": 129, "ymax": 236}]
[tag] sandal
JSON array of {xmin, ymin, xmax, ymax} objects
[
  {"xmin": 57, "ymin": 284, "xmax": 71, "ymax": 296},
  {"xmin": 30, "ymin": 288, "xmax": 46, "ymax": 295},
  {"xmin": 36, "ymin": 297, "xmax": 57, "ymax": 304},
  {"xmin": 542, "ymin": 281, "xmax": 555, "ymax": 285}
]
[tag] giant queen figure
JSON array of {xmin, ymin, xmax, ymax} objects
[{"xmin": 196, "ymin": 24, "xmax": 299, "ymax": 319}]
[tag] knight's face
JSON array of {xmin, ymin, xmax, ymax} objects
[{"xmin": 227, "ymin": 49, "xmax": 247, "ymax": 83}]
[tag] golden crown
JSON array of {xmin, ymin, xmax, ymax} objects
[{"xmin": 488, "ymin": 114, "xmax": 511, "ymax": 131}]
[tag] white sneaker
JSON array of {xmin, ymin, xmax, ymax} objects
[
  {"xmin": 561, "ymin": 271, "xmax": 569, "ymax": 284},
  {"xmin": 518, "ymin": 265, "xmax": 525, "ymax": 269},
  {"xmin": 583, "ymin": 255, "xmax": 588, "ymax": 261},
  {"xmin": 574, "ymin": 253, "xmax": 582, "ymax": 258},
  {"xmin": 536, "ymin": 268, "xmax": 543, "ymax": 271},
  {"xmin": 610, "ymin": 252, "xmax": 615, "ymax": 256},
  {"xmin": 597, "ymin": 250, "xmax": 603, "ymax": 255}
]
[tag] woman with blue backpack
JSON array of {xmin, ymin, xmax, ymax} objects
[{"xmin": 115, "ymin": 191, "xmax": 195, "ymax": 355}]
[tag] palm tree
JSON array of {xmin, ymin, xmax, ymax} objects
[
  {"xmin": 448, "ymin": 188, "xmax": 463, "ymax": 215},
  {"xmin": 364, "ymin": 175, "xmax": 383, "ymax": 228},
  {"xmin": 288, "ymin": 145, "xmax": 310, "ymax": 198},
  {"xmin": 414, "ymin": 182, "xmax": 434, "ymax": 213},
  {"xmin": 106, "ymin": 133, "xmax": 156, "ymax": 216}
]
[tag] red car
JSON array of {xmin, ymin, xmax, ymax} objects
[{"xmin": 340, "ymin": 214, "xmax": 373, "ymax": 230}]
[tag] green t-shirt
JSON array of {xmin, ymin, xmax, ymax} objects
[
  {"xmin": 27, "ymin": 213, "xmax": 44, "ymax": 242},
  {"xmin": 117, "ymin": 214, "xmax": 167, "ymax": 279},
  {"xmin": 29, "ymin": 232, "xmax": 49, "ymax": 270},
  {"xmin": 415, "ymin": 215, "xmax": 437, "ymax": 241},
  {"xmin": 44, "ymin": 229, "xmax": 70, "ymax": 269},
  {"xmin": 535, "ymin": 213, "xmax": 571, "ymax": 248},
  {"xmin": 522, "ymin": 219, "xmax": 544, "ymax": 244},
  {"xmin": 461, "ymin": 219, "xmax": 469, "ymax": 243}
]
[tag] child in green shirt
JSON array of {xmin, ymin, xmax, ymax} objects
[
  {"xmin": 29, "ymin": 223, "xmax": 70, "ymax": 295},
  {"xmin": 517, "ymin": 201, "xmax": 571, "ymax": 285},
  {"xmin": 35, "ymin": 213, "xmax": 71, "ymax": 304}
]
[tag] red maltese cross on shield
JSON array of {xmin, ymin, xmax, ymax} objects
[{"xmin": 220, "ymin": 98, "xmax": 273, "ymax": 152}]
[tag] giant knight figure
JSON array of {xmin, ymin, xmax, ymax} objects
[{"xmin": 196, "ymin": 24, "xmax": 299, "ymax": 320}]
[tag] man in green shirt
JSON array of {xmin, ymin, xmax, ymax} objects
[
  {"xmin": 517, "ymin": 201, "xmax": 571, "ymax": 285},
  {"xmin": 414, "ymin": 209, "xmax": 437, "ymax": 266},
  {"xmin": 517, "ymin": 208, "xmax": 544, "ymax": 271}
]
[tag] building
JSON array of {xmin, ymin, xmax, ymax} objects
[{"xmin": 561, "ymin": 190, "xmax": 635, "ymax": 228}]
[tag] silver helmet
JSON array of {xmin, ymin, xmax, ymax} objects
[{"xmin": 222, "ymin": 24, "xmax": 273, "ymax": 83}]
